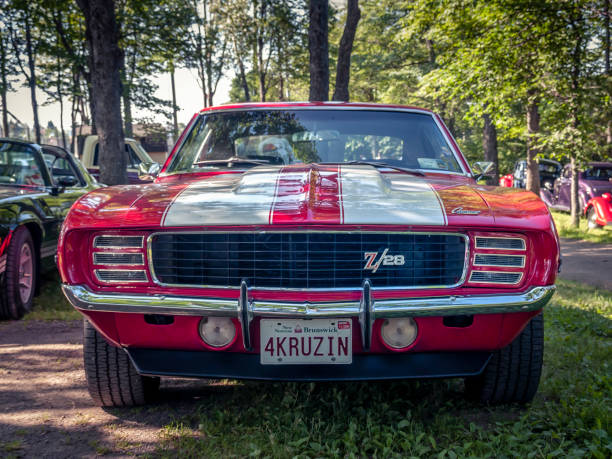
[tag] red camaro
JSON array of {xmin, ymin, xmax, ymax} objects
[{"xmin": 58, "ymin": 102, "xmax": 559, "ymax": 406}]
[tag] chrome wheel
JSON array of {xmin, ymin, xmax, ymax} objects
[
  {"xmin": 18, "ymin": 243, "xmax": 33, "ymax": 303},
  {"xmin": 587, "ymin": 209, "xmax": 600, "ymax": 230}
]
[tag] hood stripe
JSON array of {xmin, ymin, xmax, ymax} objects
[
  {"xmin": 338, "ymin": 166, "xmax": 446, "ymax": 226},
  {"xmin": 163, "ymin": 167, "xmax": 282, "ymax": 227},
  {"xmin": 163, "ymin": 165, "xmax": 447, "ymax": 227}
]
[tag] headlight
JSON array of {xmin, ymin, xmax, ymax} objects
[
  {"xmin": 199, "ymin": 317, "xmax": 236, "ymax": 348},
  {"xmin": 380, "ymin": 318, "xmax": 418, "ymax": 349}
]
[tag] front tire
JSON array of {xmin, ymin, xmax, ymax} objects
[
  {"xmin": 83, "ymin": 319, "xmax": 159, "ymax": 407},
  {"xmin": 465, "ymin": 314, "xmax": 544, "ymax": 404},
  {"xmin": 1, "ymin": 226, "xmax": 37, "ymax": 320}
]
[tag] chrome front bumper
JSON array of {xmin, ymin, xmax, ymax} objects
[{"xmin": 62, "ymin": 283, "xmax": 555, "ymax": 349}]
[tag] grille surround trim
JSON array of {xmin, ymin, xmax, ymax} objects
[
  {"xmin": 468, "ymin": 271, "xmax": 523, "ymax": 285},
  {"xmin": 146, "ymin": 231, "xmax": 470, "ymax": 291},
  {"xmin": 473, "ymin": 254, "xmax": 525, "ymax": 268}
]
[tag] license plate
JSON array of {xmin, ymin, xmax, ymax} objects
[{"xmin": 260, "ymin": 318, "xmax": 352, "ymax": 365}]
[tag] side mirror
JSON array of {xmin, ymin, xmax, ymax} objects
[
  {"xmin": 138, "ymin": 162, "xmax": 161, "ymax": 180},
  {"xmin": 472, "ymin": 161, "xmax": 495, "ymax": 181},
  {"xmin": 57, "ymin": 175, "xmax": 79, "ymax": 187}
]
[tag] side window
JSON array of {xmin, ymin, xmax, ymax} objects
[
  {"xmin": 0, "ymin": 143, "xmax": 46, "ymax": 186},
  {"xmin": 126, "ymin": 144, "xmax": 142, "ymax": 168},
  {"xmin": 93, "ymin": 143, "xmax": 142, "ymax": 169},
  {"xmin": 42, "ymin": 151, "xmax": 82, "ymax": 186}
]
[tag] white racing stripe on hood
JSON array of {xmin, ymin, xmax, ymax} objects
[
  {"xmin": 339, "ymin": 165, "xmax": 446, "ymax": 225},
  {"xmin": 163, "ymin": 167, "xmax": 281, "ymax": 226}
]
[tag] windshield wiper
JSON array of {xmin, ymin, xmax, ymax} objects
[
  {"xmin": 319, "ymin": 161, "xmax": 425, "ymax": 176},
  {"xmin": 194, "ymin": 156, "xmax": 270, "ymax": 168}
]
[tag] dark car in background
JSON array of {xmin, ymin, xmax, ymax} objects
[
  {"xmin": 0, "ymin": 139, "xmax": 101, "ymax": 320},
  {"xmin": 540, "ymin": 162, "xmax": 612, "ymax": 212},
  {"xmin": 511, "ymin": 159, "xmax": 562, "ymax": 191}
]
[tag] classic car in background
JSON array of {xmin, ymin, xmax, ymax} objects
[
  {"xmin": 58, "ymin": 103, "xmax": 559, "ymax": 407},
  {"xmin": 500, "ymin": 159, "xmax": 562, "ymax": 190},
  {"xmin": 584, "ymin": 192, "xmax": 612, "ymax": 228},
  {"xmin": 540, "ymin": 162, "xmax": 612, "ymax": 212},
  {"xmin": 75, "ymin": 135, "xmax": 156, "ymax": 184},
  {"xmin": 0, "ymin": 139, "xmax": 101, "ymax": 320}
]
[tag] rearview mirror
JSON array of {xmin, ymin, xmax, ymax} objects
[
  {"xmin": 57, "ymin": 175, "xmax": 79, "ymax": 187},
  {"xmin": 138, "ymin": 162, "xmax": 161, "ymax": 180}
]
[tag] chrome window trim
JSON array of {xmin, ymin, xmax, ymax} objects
[
  {"xmin": 146, "ymin": 230, "xmax": 470, "ymax": 292},
  {"xmin": 468, "ymin": 271, "xmax": 523, "ymax": 285},
  {"xmin": 474, "ymin": 236, "xmax": 526, "ymax": 251},
  {"xmin": 93, "ymin": 235, "xmax": 144, "ymax": 249},
  {"xmin": 160, "ymin": 107, "xmax": 471, "ymax": 178},
  {"xmin": 94, "ymin": 269, "xmax": 148, "ymax": 284},
  {"xmin": 473, "ymin": 254, "xmax": 526, "ymax": 268},
  {"xmin": 93, "ymin": 252, "xmax": 144, "ymax": 266}
]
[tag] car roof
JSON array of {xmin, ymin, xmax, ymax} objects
[
  {"xmin": 198, "ymin": 101, "xmax": 434, "ymax": 115},
  {"xmin": 587, "ymin": 162, "xmax": 612, "ymax": 167}
]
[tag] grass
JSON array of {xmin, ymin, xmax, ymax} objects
[
  {"xmin": 552, "ymin": 211, "xmax": 612, "ymax": 244},
  {"xmin": 26, "ymin": 270, "xmax": 80, "ymax": 321},
  {"xmin": 23, "ymin": 274, "xmax": 612, "ymax": 457},
  {"xmin": 150, "ymin": 279, "xmax": 611, "ymax": 458}
]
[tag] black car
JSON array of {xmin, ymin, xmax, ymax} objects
[
  {"xmin": 0, "ymin": 139, "xmax": 101, "ymax": 319},
  {"xmin": 513, "ymin": 158, "xmax": 562, "ymax": 190}
]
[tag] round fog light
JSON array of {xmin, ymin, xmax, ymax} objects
[
  {"xmin": 199, "ymin": 317, "xmax": 236, "ymax": 348},
  {"xmin": 381, "ymin": 318, "xmax": 418, "ymax": 349}
]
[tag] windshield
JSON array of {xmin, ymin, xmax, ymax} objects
[
  {"xmin": 0, "ymin": 141, "xmax": 48, "ymax": 187},
  {"xmin": 584, "ymin": 166, "xmax": 612, "ymax": 181},
  {"xmin": 166, "ymin": 110, "xmax": 463, "ymax": 174}
]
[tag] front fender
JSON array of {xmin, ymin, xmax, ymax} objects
[{"xmin": 585, "ymin": 198, "xmax": 612, "ymax": 226}]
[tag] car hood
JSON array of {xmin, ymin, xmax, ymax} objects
[{"xmin": 67, "ymin": 165, "xmax": 551, "ymax": 231}]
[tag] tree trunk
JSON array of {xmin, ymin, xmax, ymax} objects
[
  {"xmin": 605, "ymin": 0, "xmax": 611, "ymax": 148},
  {"xmin": 56, "ymin": 56, "xmax": 67, "ymax": 149},
  {"xmin": 482, "ymin": 114, "xmax": 499, "ymax": 184},
  {"xmin": 0, "ymin": 30, "xmax": 9, "ymax": 137},
  {"xmin": 120, "ymin": 57, "xmax": 133, "ymax": 138},
  {"xmin": 309, "ymin": 0, "xmax": 329, "ymax": 101},
  {"xmin": 570, "ymin": 156, "xmax": 580, "ymax": 226},
  {"xmin": 77, "ymin": 0, "xmax": 127, "ymax": 185},
  {"xmin": 332, "ymin": 0, "xmax": 360, "ymax": 102},
  {"xmin": 122, "ymin": 83, "xmax": 133, "ymax": 138},
  {"xmin": 170, "ymin": 66, "xmax": 179, "ymax": 141},
  {"xmin": 24, "ymin": 14, "xmax": 41, "ymax": 144},
  {"xmin": 526, "ymin": 96, "xmax": 541, "ymax": 195},
  {"xmin": 233, "ymin": 39, "xmax": 250, "ymax": 101}
]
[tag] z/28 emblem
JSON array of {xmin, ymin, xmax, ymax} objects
[{"xmin": 363, "ymin": 248, "xmax": 405, "ymax": 273}]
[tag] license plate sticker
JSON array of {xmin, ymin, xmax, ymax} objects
[{"xmin": 260, "ymin": 319, "xmax": 352, "ymax": 365}]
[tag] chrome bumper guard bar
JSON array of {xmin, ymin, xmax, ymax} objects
[{"xmin": 62, "ymin": 283, "xmax": 555, "ymax": 350}]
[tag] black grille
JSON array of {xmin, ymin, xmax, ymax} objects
[{"xmin": 150, "ymin": 232, "xmax": 467, "ymax": 289}]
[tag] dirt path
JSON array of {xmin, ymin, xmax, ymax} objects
[
  {"xmin": 0, "ymin": 320, "xmax": 214, "ymax": 458},
  {"xmin": 559, "ymin": 238, "xmax": 612, "ymax": 291}
]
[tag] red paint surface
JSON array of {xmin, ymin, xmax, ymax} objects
[
  {"xmin": 57, "ymin": 103, "xmax": 559, "ymax": 357},
  {"xmin": 585, "ymin": 195, "xmax": 612, "ymax": 226},
  {"xmin": 86, "ymin": 310, "xmax": 537, "ymax": 353}
]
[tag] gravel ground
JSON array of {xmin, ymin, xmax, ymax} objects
[
  {"xmin": 558, "ymin": 238, "xmax": 612, "ymax": 291},
  {"xmin": 0, "ymin": 320, "xmax": 216, "ymax": 458}
]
